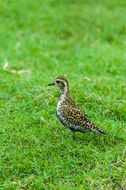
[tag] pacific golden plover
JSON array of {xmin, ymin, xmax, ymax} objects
[{"xmin": 48, "ymin": 76, "xmax": 107, "ymax": 140}]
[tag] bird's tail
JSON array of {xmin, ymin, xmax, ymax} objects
[{"xmin": 89, "ymin": 122, "xmax": 107, "ymax": 135}]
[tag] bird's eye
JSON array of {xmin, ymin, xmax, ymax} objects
[{"xmin": 57, "ymin": 80, "xmax": 60, "ymax": 83}]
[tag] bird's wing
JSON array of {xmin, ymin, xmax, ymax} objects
[
  {"xmin": 63, "ymin": 105, "xmax": 106, "ymax": 134},
  {"xmin": 63, "ymin": 105, "xmax": 90, "ymax": 127}
]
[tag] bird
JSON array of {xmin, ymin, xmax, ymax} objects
[{"xmin": 48, "ymin": 76, "xmax": 107, "ymax": 140}]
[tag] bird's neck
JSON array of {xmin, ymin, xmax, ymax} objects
[{"xmin": 60, "ymin": 87, "xmax": 70, "ymax": 102}]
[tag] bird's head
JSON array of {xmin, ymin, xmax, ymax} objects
[{"xmin": 48, "ymin": 76, "xmax": 69, "ymax": 94}]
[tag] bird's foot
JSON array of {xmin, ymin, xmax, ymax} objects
[{"xmin": 72, "ymin": 131, "xmax": 76, "ymax": 141}]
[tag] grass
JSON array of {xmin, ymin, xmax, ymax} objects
[{"xmin": 0, "ymin": 0, "xmax": 126, "ymax": 189}]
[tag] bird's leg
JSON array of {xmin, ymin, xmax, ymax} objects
[{"xmin": 71, "ymin": 130, "xmax": 76, "ymax": 141}]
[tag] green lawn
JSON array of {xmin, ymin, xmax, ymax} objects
[{"xmin": 0, "ymin": 0, "xmax": 126, "ymax": 189}]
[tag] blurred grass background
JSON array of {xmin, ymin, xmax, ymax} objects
[{"xmin": 0, "ymin": 0, "xmax": 126, "ymax": 189}]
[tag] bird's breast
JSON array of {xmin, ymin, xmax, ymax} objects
[
  {"xmin": 56, "ymin": 101, "xmax": 63, "ymax": 117},
  {"xmin": 56, "ymin": 101, "xmax": 68, "ymax": 126}
]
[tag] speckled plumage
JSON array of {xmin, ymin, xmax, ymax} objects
[{"xmin": 48, "ymin": 76, "xmax": 107, "ymax": 140}]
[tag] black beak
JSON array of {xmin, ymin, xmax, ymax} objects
[{"xmin": 48, "ymin": 82, "xmax": 55, "ymax": 86}]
